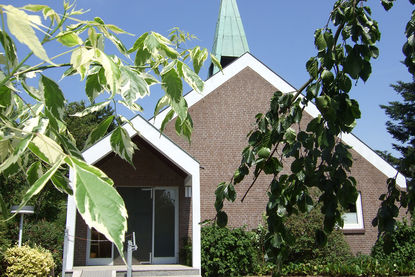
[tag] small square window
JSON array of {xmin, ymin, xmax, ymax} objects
[{"xmin": 342, "ymin": 192, "xmax": 364, "ymax": 230}]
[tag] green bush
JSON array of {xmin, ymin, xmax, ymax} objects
[
  {"xmin": 281, "ymin": 255, "xmax": 415, "ymax": 276},
  {"xmin": 201, "ymin": 225, "xmax": 258, "ymax": 277},
  {"xmin": 372, "ymin": 220, "xmax": 415, "ymax": 265},
  {"xmin": 284, "ymin": 207, "xmax": 352, "ymax": 265},
  {"xmin": 4, "ymin": 245, "xmax": 55, "ymax": 277}
]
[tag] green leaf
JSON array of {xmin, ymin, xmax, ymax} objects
[
  {"xmin": 51, "ymin": 170, "xmax": 73, "ymax": 195},
  {"xmin": 258, "ymin": 147, "xmax": 271, "ymax": 159},
  {"xmin": 314, "ymin": 29, "xmax": 327, "ymax": 51},
  {"xmin": 67, "ymin": 156, "xmax": 127, "ymax": 262},
  {"xmin": 217, "ymin": 211, "xmax": 228, "ymax": 227},
  {"xmin": 3, "ymin": 5, "xmax": 51, "ymax": 63},
  {"xmin": 210, "ymin": 54, "xmax": 222, "ymax": 73},
  {"xmin": 70, "ymin": 47, "xmax": 94, "ymax": 80},
  {"xmin": 381, "ymin": 0, "xmax": 394, "ymax": 10},
  {"xmin": 40, "ymin": 75, "xmax": 65, "ymax": 121},
  {"xmin": 94, "ymin": 49, "xmax": 121, "ymax": 95},
  {"xmin": 110, "ymin": 127, "xmax": 137, "ymax": 166},
  {"xmin": 177, "ymin": 61, "xmax": 204, "ymax": 93},
  {"xmin": 0, "ymin": 194, "xmax": 7, "ymax": 220},
  {"xmin": 85, "ymin": 72, "xmax": 104, "ymax": 103},
  {"xmin": 154, "ymin": 95, "xmax": 169, "ymax": 116},
  {"xmin": 162, "ymin": 67, "xmax": 182, "ymax": 102},
  {"xmin": 119, "ymin": 67, "xmax": 149, "ymax": 107},
  {"xmin": 57, "ymin": 31, "xmax": 83, "ymax": 47},
  {"xmin": 27, "ymin": 161, "xmax": 43, "ymax": 186},
  {"xmin": 160, "ymin": 110, "xmax": 175, "ymax": 133},
  {"xmin": 0, "ymin": 29, "xmax": 18, "ymax": 67},
  {"xmin": 84, "ymin": 116, "xmax": 115, "ymax": 150},
  {"xmin": 19, "ymin": 158, "xmax": 63, "ymax": 211},
  {"xmin": 71, "ymin": 101, "xmax": 111, "ymax": 117},
  {"xmin": 306, "ymin": 57, "xmax": 319, "ymax": 80},
  {"xmin": 321, "ymin": 69, "xmax": 334, "ymax": 84},
  {"xmin": 29, "ymin": 133, "xmax": 65, "ymax": 165},
  {"xmin": 129, "ymin": 32, "xmax": 148, "ymax": 53},
  {"xmin": 0, "ymin": 135, "xmax": 33, "ymax": 175}
]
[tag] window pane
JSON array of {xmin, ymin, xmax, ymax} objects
[{"xmin": 90, "ymin": 228, "xmax": 112, "ymax": 258}]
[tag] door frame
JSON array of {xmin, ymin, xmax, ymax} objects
[{"xmin": 85, "ymin": 186, "xmax": 179, "ymax": 265}]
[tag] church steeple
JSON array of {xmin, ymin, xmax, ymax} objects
[{"xmin": 208, "ymin": 0, "xmax": 249, "ymax": 77}]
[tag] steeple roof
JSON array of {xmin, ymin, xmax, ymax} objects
[{"xmin": 209, "ymin": 0, "xmax": 249, "ymax": 77}]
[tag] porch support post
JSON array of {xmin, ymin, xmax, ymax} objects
[
  {"xmin": 191, "ymin": 165, "xmax": 201, "ymax": 271},
  {"xmin": 63, "ymin": 168, "xmax": 77, "ymax": 272}
]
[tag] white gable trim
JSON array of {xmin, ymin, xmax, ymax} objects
[{"xmin": 151, "ymin": 52, "xmax": 405, "ymax": 188}]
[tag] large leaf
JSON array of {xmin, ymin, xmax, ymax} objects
[
  {"xmin": 94, "ymin": 49, "xmax": 121, "ymax": 95},
  {"xmin": 67, "ymin": 156, "xmax": 127, "ymax": 262},
  {"xmin": 119, "ymin": 67, "xmax": 149, "ymax": 108},
  {"xmin": 110, "ymin": 126, "xmax": 137, "ymax": 166},
  {"xmin": 29, "ymin": 133, "xmax": 65, "ymax": 165},
  {"xmin": 161, "ymin": 67, "xmax": 182, "ymax": 102},
  {"xmin": 178, "ymin": 61, "xmax": 204, "ymax": 93},
  {"xmin": 85, "ymin": 72, "xmax": 104, "ymax": 103},
  {"xmin": 3, "ymin": 5, "xmax": 51, "ymax": 63},
  {"xmin": 40, "ymin": 75, "xmax": 65, "ymax": 121},
  {"xmin": 84, "ymin": 115, "xmax": 115, "ymax": 150}
]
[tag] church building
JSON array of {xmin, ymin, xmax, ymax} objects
[{"xmin": 62, "ymin": 0, "xmax": 405, "ymax": 276}]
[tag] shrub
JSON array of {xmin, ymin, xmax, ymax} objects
[
  {"xmin": 4, "ymin": 245, "xmax": 55, "ymax": 277},
  {"xmin": 201, "ymin": 225, "xmax": 258, "ymax": 277},
  {"xmin": 284, "ymin": 207, "xmax": 352, "ymax": 265},
  {"xmin": 372, "ymin": 220, "xmax": 415, "ymax": 265}
]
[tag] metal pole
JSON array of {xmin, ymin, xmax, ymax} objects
[
  {"xmin": 18, "ymin": 214, "xmax": 24, "ymax": 247},
  {"xmin": 127, "ymin": 240, "xmax": 132, "ymax": 277}
]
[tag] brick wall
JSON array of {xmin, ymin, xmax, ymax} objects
[{"xmin": 163, "ymin": 66, "xmax": 392, "ymax": 255}]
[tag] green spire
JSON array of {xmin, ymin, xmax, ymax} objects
[{"xmin": 209, "ymin": 0, "xmax": 249, "ymax": 77}]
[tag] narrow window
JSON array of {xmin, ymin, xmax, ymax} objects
[{"xmin": 342, "ymin": 192, "xmax": 364, "ymax": 230}]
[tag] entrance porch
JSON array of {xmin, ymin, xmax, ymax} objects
[{"xmin": 63, "ymin": 115, "xmax": 201, "ymax": 276}]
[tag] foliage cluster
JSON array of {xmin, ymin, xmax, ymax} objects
[
  {"xmin": 281, "ymin": 255, "xmax": 415, "ymax": 277},
  {"xmin": 0, "ymin": 2, "xmax": 217, "ymax": 258},
  {"xmin": 213, "ymin": 0, "xmax": 415, "ymax": 272},
  {"xmin": 200, "ymin": 225, "xmax": 258, "ymax": 277},
  {"xmin": 3, "ymin": 245, "xmax": 54, "ymax": 277},
  {"xmin": 372, "ymin": 220, "xmax": 415, "ymax": 266}
]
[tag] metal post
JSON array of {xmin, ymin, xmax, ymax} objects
[
  {"xmin": 18, "ymin": 214, "xmax": 24, "ymax": 247},
  {"xmin": 127, "ymin": 240, "xmax": 132, "ymax": 277},
  {"xmin": 127, "ymin": 232, "xmax": 138, "ymax": 277}
]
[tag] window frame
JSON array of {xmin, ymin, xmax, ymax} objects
[{"xmin": 342, "ymin": 192, "xmax": 364, "ymax": 230}]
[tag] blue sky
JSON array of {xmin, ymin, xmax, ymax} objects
[{"xmin": 3, "ymin": 1, "xmax": 414, "ymax": 156}]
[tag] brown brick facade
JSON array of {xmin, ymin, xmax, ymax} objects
[
  {"xmin": 163, "ymin": 66, "xmax": 392, "ymax": 255},
  {"xmin": 73, "ymin": 136, "xmax": 191, "ymax": 265}
]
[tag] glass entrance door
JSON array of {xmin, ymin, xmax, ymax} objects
[
  {"xmin": 87, "ymin": 187, "xmax": 179, "ymax": 265},
  {"xmin": 153, "ymin": 188, "xmax": 178, "ymax": 264},
  {"xmin": 114, "ymin": 187, "xmax": 153, "ymax": 265}
]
